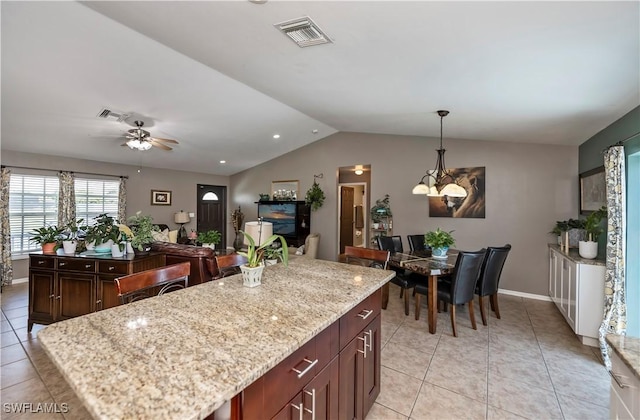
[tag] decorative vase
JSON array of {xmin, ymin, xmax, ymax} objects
[
  {"xmin": 240, "ymin": 264, "xmax": 264, "ymax": 288},
  {"xmin": 202, "ymin": 243, "xmax": 215, "ymax": 250},
  {"xmin": 431, "ymin": 247, "xmax": 449, "ymax": 259},
  {"xmin": 578, "ymin": 241, "xmax": 598, "ymax": 259},
  {"xmin": 42, "ymin": 243, "xmax": 56, "ymax": 253},
  {"xmin": 233, "ymin": 232, "xmax": 244, "ymax": 251},
  {"xmin": 111, "ymin": 244, "xmax": 124, "ymax": 258},
  {"xmin": 62, "ymin": 240, "xmax": 77, "ymax": 254}
]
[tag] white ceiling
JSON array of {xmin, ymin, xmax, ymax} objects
[{"xmin": 2, "ymin": 1, "xmax": 638, "ymax": 176}]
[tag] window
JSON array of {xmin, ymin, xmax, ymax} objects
[
  {"xmin": 9, "ymin": 174, "xmax": 59, "ymax": 253},
  {"xmin": 75, "ymin": 178, "xmax": 120, "ymax": 225}
]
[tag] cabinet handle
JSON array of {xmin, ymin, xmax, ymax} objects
[
  {"xmin": 49, "ymin": 294, "xmax": 55, "ymax": 299},
  {"xmin": 357, "ymin": 309, "xmax": 373, "ymax": 320},
  {"xmin": 291, "ymin": 358, "xmax": 318, "ymax": 379},
  {"xmin": 85, "ymin": 264, "xmax": 92, "ymax": 269},
  {"xmin": 357, "ymin": 335, "xmax": 367, "ymax": 358},
  {"xmin": 108, "ymin": 266, "xmax": 115, "ymax": 271},
  {"xmin": 59, "ymin": 262, "xmax": 66, "ymax": 267},
  {"xmin": 55, "ymin": 296, "xmax": 61, "ymax": 300},
  {"xmin": 609, "ymin": 370, "xmax": 631, "ymax": 389},
  {"xmin": 304, "ymin": 389, "xmax": 315, "ymax": 420},
  {"xmin": 364, "ymin": 329, "xmax": 373, "ymax": 354},
  {"xmin": 290, "ymin": 403, "xmax": 304, "ymax": 420},
  {"xmin": 38, "ymin": 260, "xmax": 45, "ymax": 265},
  {"xmin": 96, "ymin": 300, "xmax": 102, "ymax": 304}
]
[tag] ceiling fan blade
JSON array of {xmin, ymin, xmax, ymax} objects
[
  {"xmin": 150, "ymin": 140, "xmax": 172, "ymax": 151},
  {"xmin": 150, "ymin": 137, "xmax": 179, "ymax": 144},
  {"xmin": 121, "ymin": 143, "xmax": 129, "ymax": 147}
]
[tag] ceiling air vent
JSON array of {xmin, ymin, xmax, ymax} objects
[
  {"xmin": 274, "ymin": 16, "xmax": 332, "ymax": 48},
  {"xmin": 96, "ymin": 107, "xmax": 129, "ymax": 122}
]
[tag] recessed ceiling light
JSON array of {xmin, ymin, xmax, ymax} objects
[
  {"xmin": 220, "ymin": 160, "xmax": 226, "ymax": 164},
  {"xmin": 355, "ymin": 169, "xmax": 364, "ymax": 175},
  {"xmin": 312, "ymin": 129, "xmax": 319, "ymax": 134},
  {"xmin": 273, "ymin": 134, "xmax": 280, "ymax": 139}
]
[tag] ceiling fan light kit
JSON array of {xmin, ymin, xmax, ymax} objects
[{"xmin": 121, "ymin": 120, "xmax": 179, "ymax": 152}]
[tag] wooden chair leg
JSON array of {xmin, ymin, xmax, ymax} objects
[
  {"xmin": 468, "ymin": 301, "xmax": 477, "ymax": 330},
  {"xmin": 400, "ymin": 287, "xmax": 404, "ymax": 298},
  {"xmin": 450, "ymin": 304, "xmax": 457, "ymax": 337},
  {"xmin": 490, "ymin": 293, "xmax": 501, "ymax": 319},
  {"xmin": 415, "ymin": 294, "xmax": 421, "ymax": 320},
  {"xmin": 478, "ymin": 296, "xmax": 487, "ymax": 326},
  {"xmin": 404, "ymin": 288, "xmax": 410, "ymax": 316}
]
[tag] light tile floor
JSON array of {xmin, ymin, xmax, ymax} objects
[{"xmin": 1, "ymin": 282, "xmax": 609, "ymax": 419}]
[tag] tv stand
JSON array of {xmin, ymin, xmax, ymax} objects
[{"xmin": 256, "ymin": 201, "xmax": 310, "ymax": 247}]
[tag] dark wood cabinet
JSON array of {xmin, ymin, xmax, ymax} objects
[{"xmin": 28, "ymin": 252, "xmax": 165, "ymax": 331}]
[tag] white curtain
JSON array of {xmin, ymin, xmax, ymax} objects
[{"xmin": 599, "ymin": 145, "xmax": 627, "ymax": 369}]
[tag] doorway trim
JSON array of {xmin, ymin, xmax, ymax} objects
[{"xmin": 337, "ymin": 182, "xmax": 368, "ymax": 252}]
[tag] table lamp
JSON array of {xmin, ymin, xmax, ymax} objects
[
  {"xmin": 244, "ymin": 220, "xmax": 273, "ymax": 246},
  {"xmin": 174, "ymin": 211, "xmax": 190, "ymax": 240}
]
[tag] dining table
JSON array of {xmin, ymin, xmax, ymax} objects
[{"xmin": 387, "ymin": 249, "xmax": 458, "ymax": 334}]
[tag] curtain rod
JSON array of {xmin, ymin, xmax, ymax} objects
[
  {"xmin": 602, "ymin": 131, "xmax": 640, "ymax": 152},
  {"xmin": 0, "ymin": 165, "xmax": 128, "ymax": 179}
]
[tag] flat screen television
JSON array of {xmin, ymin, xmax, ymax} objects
[{"xmin": 258, "ymin": 202, "xmax": 297, "ymax": 236}]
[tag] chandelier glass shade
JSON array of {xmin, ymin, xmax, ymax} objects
[
  {"xmin": 412, "ymin": 110, "xmax": 467, "ymax": 198},
  {"xmin": 126, "ymin": 139, "xmax": 153, "ymax": 151}
]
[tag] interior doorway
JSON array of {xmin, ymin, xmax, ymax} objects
[
  {"xmin": 337, "ymin": 165, "xmax": 370, "ymax": 254},
  {"xmin": 196, "ymin": 184, "xmax": 227, "ymax": 249}
]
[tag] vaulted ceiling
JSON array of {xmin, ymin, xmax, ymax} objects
[{"xmin": 2, "ymin": 1, "xmax": 638, "ymax": 175}]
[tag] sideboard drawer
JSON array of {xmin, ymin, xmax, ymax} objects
[
  {"xmin": 57, "ymin": 259, "xmax": 95, "ymax": 272},
  {"xmin": 30, "ymin": 256, "xmax": 54, "ymax": 269},
  {"xmin": 340, "ymin": 288, "xmax": 381, "ymax": 349},
  {"xmin": 98, "ymin": 261, "xmax": 130, "ymax": 275}
]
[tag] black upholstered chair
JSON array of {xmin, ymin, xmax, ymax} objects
[
  {"xmin": 407, "ymin": 234, "xmax": 429, "ymax": 252},
  {"xmin": 476, "ymin": 244, "xmax": 511, "ymax": 325},
  {"xmin": 414, "ymin": 249, "xmax": 486, "ymax": 337},
  {"xmin": 376, "ymin": 236, "xmax": 418, "ymax": 316}
]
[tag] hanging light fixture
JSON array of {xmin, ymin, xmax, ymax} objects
[{"xmin": 412, "ymin": 110, "xmax": 467, "ymax": 198}]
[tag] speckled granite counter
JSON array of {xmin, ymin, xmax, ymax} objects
[
  {"xmin": 607, "ymin": 335, "xmax": 640, "ymax": 380},
  {"xmin": 38, "ymin": 259, "xmax": 394, "ymax": 420},
  {"xmin": 548, "ymin": 243, "xmax": 605, "ymax": 266}
]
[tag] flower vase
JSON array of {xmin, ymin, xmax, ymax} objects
[
  {"xmin": 233, "ymin": 232, "xmax": 244, "ymax": 251},
  {"xmin": 240, "ymin": 264, "xmax": 264, "ymax": 288},
  {"xmin": 431, "ymin": 247, "xmax": 449, "ymax": 259},
  {"xmin": 62, "ymin": 240, "xmax": 77, "ymax": 255},
  {"xmin": 111, "ymin": 244, "xmax": 124, "ymax": 258}
]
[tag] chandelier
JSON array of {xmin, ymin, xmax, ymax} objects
[
  {"xmin": 412, "ymin": 110, "xmax": 467, "ymax": 198},
  {"xmin": 126, "ymin": 139, "xmax": 153, "ymax": 151}
]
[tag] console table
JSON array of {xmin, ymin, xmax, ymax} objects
[{"xmin": 28, "ymin": 250, "xmax": 165, "ymax": 331}]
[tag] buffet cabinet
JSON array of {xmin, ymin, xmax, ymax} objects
[
  {"xmin": 241, "ymin": 289, "xmax": 381, "ymax": 420},
  {"xmin": 28, "ymin": 252, "xmax": 165, "ymax": 331},
  {"xmin": 609, "ymin": 348, "xmax": 640, "ymax": 420},
  {"xmin": 548, "ymin": 246, "xmax": 605, "ymax": 346}
]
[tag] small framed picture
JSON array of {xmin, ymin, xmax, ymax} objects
[
  {"xmin": 151, "ymin": 190, "xmax": 172, "ymax": 206},
  {"xmin": 579, "ymin": 166, "xmax": 606, "ymax": 214}
]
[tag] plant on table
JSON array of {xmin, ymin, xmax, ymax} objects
[
  {"xmin": 583, "ymin": 206, "xmax": 607, "ymax": 242},
  {"xmin": 30, "ymin": 225, "xmax": 64, "ymax": 252},
  {"xmin": 424, "ymin": 228, "xmax": 455, "ymax": 249},
  {"xmin": 238, "ymin": 231, "xmax": 289, "ymax": 268},
  {"xmin": 127, "ymin": 212, "xmax": 159, "ymax": 252},
  {"xmin": 197, "ymin": 230, "xmax": 221, "ymax": 246},
  {"xmin": 84, "ymin": 213, "xmax": 119, "ymax": 247}
]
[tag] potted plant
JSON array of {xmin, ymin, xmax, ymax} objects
[
  {"xmin": 84, "ymin": 213, "xmax": 119, "ymax": 252},
  {"xmin": 237, "ymin": 231, "xmax": 289, "ymax": 287},
  {"xmin": 60, "ymin": 218, "xmax": 84, "ymax": 254},
  {"xmin": 371, "ymin": 194, "xmax": 392, "ymax": 228},
  {"xmin": 550, "ymin": 218, "xmax": 585, "ymax": 247},
  {"xmin": 424, "ymin": 228, "xmax": 455, "ymax": 259},
  {"xmin": 263, "ymin": 244, "xmax": 284, "ymax": 265},
  {"xmin": 579, "ymin": 206, "xmax": 607, "ymax": 259},
  {"xmin": 305, "ymin": 181, "xmax": 325, "ymax": 211},
  {"xmin": 30, "ymin": 225, "xmax": 64, "ymax": 253},
  {"xmin": 127, "ymin": 212, "xmax": 159, "ymax": 253},
  {"xmin": 197, "ymin": 230, "xmax": 221, "ymax": 249}
]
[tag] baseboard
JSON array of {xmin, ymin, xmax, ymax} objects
[
  {"xmin": 498, "ymin": 288, "xmax": 552, "ymax": 302},
  {"xmin": 11, "ymin": 277, "xmax": 28, "ymax": 284}
]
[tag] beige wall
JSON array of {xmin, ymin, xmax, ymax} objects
[
  {"xmin": 3, "ymin": 150, "xmax": 229, "ymax": 279},
  {"xmin": 230, "ymin": 132, "xmax": 579, "ymax": 296}
]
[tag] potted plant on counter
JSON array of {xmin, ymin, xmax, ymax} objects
[
  {"xmin": 84, "ymin": 213, "xmax": 119, "ymax": 252},
  {"xmin": 579, "ymin": 206, "xmax": 607, "ymax": 259},
  {"xmin": 424, "ymin": 228, "xmax": 455, "ymax": 259},
  {"xmin": 30, "ymin": 225, "xmax": 64, "ymax": 253},
  {"xmin": 127, "ymin": 212, "xmax": 159, "ymax": 254},
  {"xmin": 60, "ymin": 218, "xmax": 84, "ymax": 254},
  {"xmin": 197, "ymin": 230, "xmax": 221, "ymax": 249},
  {"xmin": 237, "ymin": 231, "xmax": 288, "ymax": 287}
]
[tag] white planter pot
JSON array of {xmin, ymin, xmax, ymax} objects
[
  {"xmin": 94, "ymin": 240, "xmax": 114, "ymax": 253},
  {"xmin": 265, "ymin": 259, "xmax": 278, "ymax": 266},
  {"xmin": 85, "ymin": 241, "xmax": 95, "ymax": 251},
  {"xmin": 126, "ymin": 242, "xmax": 135, "ymax": 254},
  {"xmin": 111, "ymin": 244, "xmax": 124, "ymax": 258},
  {"xmin": 240, "ymin": 264, "xmax": 264, "ymax": 288},
  {"xmin": 62, "ymin": 240, "xmax": 77, "ymax": 254},
  {"xmin": 202, "ymin": 243, "xmax": 216, "ymax": 250},
  {"xmin": 578, "ymin": 241, "xmax": 598, "ymax": 259}
]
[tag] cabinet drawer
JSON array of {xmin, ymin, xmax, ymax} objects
[
  {"xmin": 98, "ymin": 261, "xmax": 130, "ymax": 275},
  {"xmin": 339, "ymin": 289, "xmax": 381, "ymax": 349},
  {"xmin": 30, "ymin": 256, "xmax": 54, "ymax": 269},
  {"xmin": 57, "ymin": 259, "xmax": 95, "ymax": 272}
]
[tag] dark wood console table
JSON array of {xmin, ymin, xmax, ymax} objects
[{"xmin": 28, "ymin": 250, "xmax": 165, "ymax": 331}]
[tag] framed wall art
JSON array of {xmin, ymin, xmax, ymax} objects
[
  {"xmin": 579, "ymin": 166, "xmax": 606, "ymax": 214},
  {"xmin": 151, "ymin": 190, "xmax": 172, "ymax": 206},
  {"xmin": 428, "ymin": 167, "xmax": 486, "ymax": 218}
]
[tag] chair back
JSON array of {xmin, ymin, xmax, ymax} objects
[
  {"xmin": 407, "ymin": 234, "xmax": 428, "ymax": 252},
  {"xmin": 215, "ymin": 253, "xmax": 248, "ymax": 278},
  {"xmin": 115, "ymin": 262, "xmax": 190, "ymax": 304},
  {"xmin": 376, "ymin": 235, "xmax": 403, "ymax": 253},
  {"xmin": 304, "ymin": 233, "xmax": 321, "ymax": 259},
  {"xmin": 448, "ymin": 249, "xmax": 487, "ymax": 305},
  {"xmin": 343, "ymin": 246, "xmax": 390, "ymax": 270},
  {"xmin": 476, "ymin": 244, "xmax": 511, "ymax": 296}
]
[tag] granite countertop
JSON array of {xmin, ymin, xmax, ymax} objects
[
  {"xmin": 607, "ymin": 334, "xmax": 640, "ymax": 380},
  {"xmin": 547, "ymin": 243, "xmax": 605, "ymax": 266},
  {"xmin": 38, "ymin": 259, "xmax": 395, "ymax": 420}
]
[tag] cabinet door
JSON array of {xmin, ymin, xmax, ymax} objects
[
  {"xmin": 553, "ymin": 252, "xmax": 562, "ymax": 304},
  {"xmin": 338, "ymin": 332, "xmax": 364, "ymax": 420},
  {"xmin": 567, "ymin": 260, "xmax": 577, "ymax": 330},
  {"xmin": 273, "ymin": 392, "xmax": 304, "ymax": 420},
  {"xmin": 29, "ymin": 270, "xmax": 55, "ymax": 327},
  {"xmin": 302, "ymin": 357, "xmax": 339, "ymax": 420},
  {"xmin": 97, "ymin": 276, "xmax": 121, "ymax": 311},
  {"xmin": 362, "ymin": 315, "xmax": 381, "ymax": 417},
  {"xmin": 56, "ymin": 273, "xmax": 95, "ymax": 320}
]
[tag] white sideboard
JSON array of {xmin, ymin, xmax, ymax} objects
[{"xmin": 548, "ymin": 245, "xmax": 605, "ymax": 346}]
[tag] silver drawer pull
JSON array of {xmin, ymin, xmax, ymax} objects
[
  {"xmin": 291, "ymin": 402, "xmax": 304, "ymax": 420},
  {"xmin": 55, "ymin": 296, "xmax": 61, "ymax": 300},
  {"xmin": 609, "ymin": 370, "xmax": 632, "ymax": 389},
  {"xmin": 304, "ymin": 389, "xmax": 316, "ymax": 420},
  {"xmin": 357, "ymin": 336, "xmax": 367, "ymax": 356},
  {"xmin": 96, "ymin": 300, "xmax": 102, "ymax": 304},
  {"xmin": 364, "ymin": 329, "xmax": 373, "ymax": 353},
  {"xmin": 59, "ymin": 262, "xmax": 66, "ymax": 266},
  {"xmin": 85, "ymin": 264, "xmax": 92, "ymax": 269},
  {"xmin": 38, "ymin": 260, "xmax": 45, "ymax": 265},
  {"xmin": 357, "ymin": 309, "xmax": 373, "ymax": 320},
  {"xmin": 291, "ymin": 358, "xmax": 318, "ymax": 378},
  {"xmin": 108, "ymin": 266, "xmax": 115, "ymax": 271},
  {"xmin": 49, "ymin": 294, "xmax": 55, "ymax": 299}
]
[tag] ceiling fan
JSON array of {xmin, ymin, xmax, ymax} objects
[{"xmin": 123, "ymin": 121, "xmax": 178, "ymax": 151}]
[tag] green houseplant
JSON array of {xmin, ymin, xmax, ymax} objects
[
  {"xmin": 60, "ymin": 218, "xmax": 84, "ymax": 254},
  {"xmin": 30, "ymin": 225, "xmax": 64, "ymax": 253},
  {"xmin": 237, "ymin": 231, "xmax": 289, "ymax": 287},
  {"xmin": 579, "ymin": 206, "xmax": 607, "ymax": 259},
  {"xmin": 84, "ymin": 213, "xmax": 119, "ymax": 251},
  {"xmin": 305, "ymin": 181, "xmax": 325, "ymax": 211},
  {"xmin": 197, "ymin": 230, "xmax": 221, "ymax": 249},
  {"xmin": 127, "ymin": 212, "xmax": 159, "ymax": 253},
  {"xmin": 424, "ymin": 228, "xmax": 455, "ymax": 259},
  {"xmin": 370, "ymin": 194, "xmax": 392, "ymax": 224}
]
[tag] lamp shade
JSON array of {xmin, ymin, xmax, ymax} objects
[
  {"xmin": 440, "ymin": 183, "xmax": 468, "ymax": 198},
  {"xmin": 244, "ymin": 221, "xmax": 273, "ymax": 246},
  {"xmin": 412, "ymin": 183, "xmax": 430, "ymax": 195},
  {"xmin": 174, "ymin": 211, "xmax": 190, "ymax": 224}
]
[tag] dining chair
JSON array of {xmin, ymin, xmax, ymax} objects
[
  {"xmin": 376, "ymin": 236, "xmax": 417, "ymax": 316},
  {"xmin": 476, "ymin": 244, "xmax": 511, "ymax": 325},
  {"xmin": 343, "ymin": 246, "xmax": 390, "ymax": 270},
  {"xmin": 407, "ymin": 234, "xmax": 429, "ymax": 252},
  {"xmin": 414, "ymin": 249, "xmax": 486, "ymax": 337},
  {"xmin": 115, "ymin": 262, "xmax": 190, "ymax": 304},
  {"xmin": 215, "ymin": 253, "xmax": 249, "ymax": 279}
]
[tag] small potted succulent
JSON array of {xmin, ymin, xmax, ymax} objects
[
  {"xmin": 197, "ymin": 230, "xmax": 221, "ymax": 249},
  {"xmin": 237, "ymin": 231, "xmax": 288, "ymax": 287},
  {"xmin": 424, "ymin": 228, "xmax": 455, "ymax": 259},
  {"xmin": 30, "ymin": 225, "xmax": 64, "ymax": 253}
]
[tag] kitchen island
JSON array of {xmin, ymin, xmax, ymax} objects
[{"xmin": 38, "ymin": 258, "xmax": 394, "ymax": 419}]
